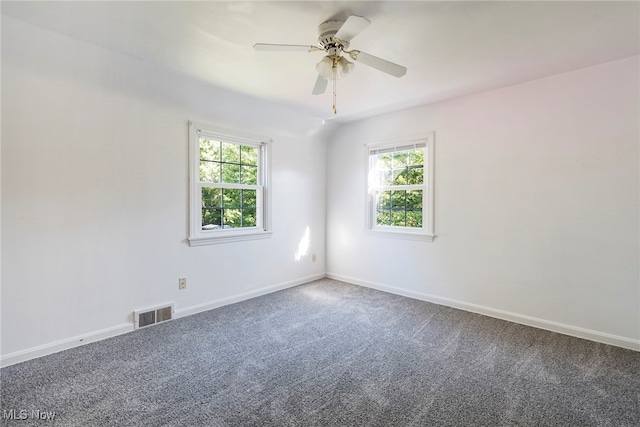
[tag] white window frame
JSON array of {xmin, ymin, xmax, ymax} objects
[
  {"xmin": 188, "ymin": 121, "xmax": 272, "ymax": 246},
  {"xmin": 365, "ymin": 133, "xmax": 435, "ymax": 241}
]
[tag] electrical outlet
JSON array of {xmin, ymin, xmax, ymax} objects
[
  {"xmin": 312, "ymin": 254, "xmax": 317, "ymax": 262},
  {"xmin": 179, "ymin": 278, "xmax": 187, "ymax": 290}
]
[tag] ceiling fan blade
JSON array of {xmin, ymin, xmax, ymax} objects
[
  {"xmin": 253, "ymin": 43, "xmax": 319, "ymax": 52},
  {"xmin": 353, "ymin": 51, "xmax": 407, "ymax": 77},
  {"xmin": 312, "ymin": 74, "xmax": 328, "ymax": 95},
  {"xmin": 334, "ymin": 15, "xmax": 371, "ymax": 43}
]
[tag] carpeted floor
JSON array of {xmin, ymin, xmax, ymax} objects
[{"xmin": 1, "ymin": 278, "xmax": 639, "ymax": 426}]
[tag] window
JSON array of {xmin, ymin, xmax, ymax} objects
[
  {"xmin": 366, "ymin": 133, "xmax": 435, "ymax": 241},
  {"xmin": 188, "ymin": 122, "xmax": 271, "ymax": 246}
]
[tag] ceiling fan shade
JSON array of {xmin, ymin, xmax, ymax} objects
[{"xmin": 316, "ymin": 56, "xmax": 354, "ymax": 81}]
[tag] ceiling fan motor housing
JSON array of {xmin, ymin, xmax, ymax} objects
[{"xmin": 317, "ymin": 20, "xmax": 349, "ymax": 51}]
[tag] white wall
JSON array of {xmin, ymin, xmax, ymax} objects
[
  {"xmin": 327, "ymin": 56, "xmax": 640, "ymax": 349},
  {"xmin": 1, "ymin": 17, "xmax": 331, "ymax": 364}
]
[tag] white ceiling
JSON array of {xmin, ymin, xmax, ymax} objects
[{"xmin": 3, "ymin": 1, "xmax": 639, "ymax": 123}]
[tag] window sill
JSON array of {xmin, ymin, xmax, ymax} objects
[
  {"xmin": 366, "ymin": 228, "xmax": 436, "ymax": 242},
  {"xmin": 189, "ymin": 230, "xmax": 273, "ymax": 246}
]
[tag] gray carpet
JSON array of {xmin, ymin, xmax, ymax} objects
[{"xmin": 1, "ymin": 278, "xmax": 639, "ymax": 426}]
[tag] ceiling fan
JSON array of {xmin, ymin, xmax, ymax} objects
[{"xmin": 254, "ymin": 15, "xmax": 407, "ymax": 115}]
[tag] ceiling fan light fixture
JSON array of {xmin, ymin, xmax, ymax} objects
[
  {"xmin": 338, "ymin": 56, "xmax": 355, "ymax": 77},
  {"xmin": 316, "ymin": 56, "xmax": 354, "ymax": 80},
  {"xmin": 254, "ymin": 14, "xmax": 406, "ymax": 115}
]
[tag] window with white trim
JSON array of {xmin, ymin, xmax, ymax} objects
[
  {"xmin": 366, "ymin": 134, "xmax": 435, "ymax": 241},
  {"xmin": 188, "ymin": 122, "xmax": 272, "ymax": 246}
]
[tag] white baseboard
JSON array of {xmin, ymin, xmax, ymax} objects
[
  {"xmin": 326, "ymin": 273, "xmax": 640, "ymax": 352},
  {"xmin": 0, "ymin": 273, "xmax": 327, "ymax": 368},
  {"xmin": 1, "ymin": 323, "xmax": 134, "ymax": 367},
  {"xmin": 175, "ymin": 273, "xmax": 326, "ymax": 319}
]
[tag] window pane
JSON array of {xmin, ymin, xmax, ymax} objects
[
  {"xmin": 393, "ymin": 168, "xmax": 408, "ymax": 185},
  {"xmin": 408, "ymin": 149, "xmax": 423, "ymax": 166},
  {"xmin": 200, "ymin": 140, "xmax": 261, "ymax": 185},
  {"xmin": 223, "ymin": 209, "xmax": 242, "ymax": 228},
  {"xmin": 243, "ymin": 208, "xmax": 257, "ymax": 227},
  {"xmin": 377, "ymin": 154, "xmax": 392, "ymax": 170},
  {"xmin": 200, "ymin": 161, "xmax": 220, "ymax": 183},
  {"xmin": 391, "ymin": 211, "xmax": 406, "ymax": 227},
  {"xmin": 202, "ymin": 208, "xmax": 222, "ymax": 229},
  {"xmin": 378, "ymin": 170, "xmax": 393, "ymax": 186},
  {"xmin": 377, "ymin": 191, "xmax": 391, "ymax": 209},
  {"xmin": 201, "ymin": 188, "xmax": 222, "ymax": 229},
  {"xmin": 200, "ymin": 138, "xmax": 220, "ymax": 162},
  {"xmin": 241, "ymin": 145, "xmax": 258, "ymax": 166},
  {"xmin": 202, "ymin": 188, "xmax": 259, "ymax": 230},
  {"xmin": 221, "ymin": 142, "xmax": 240, "ymax": 163},
  {"xmin": 242, "ymin": 189, "xmax": 256, "ymax": 207},
  {"xmin": 223, "ymin": 189, "xmax": 241, "ymax": 208},
  {"xmin": 200, "ymin": 139, "xmax": 222, "ymax": 183},
  {"xmin": 222, "ymin": 163, "xmax": 240, "ymax": 183},
  {"xmin": 392, "ymin": 151, "xmax": 408, "ymax": 168},
  {"xmin": 406, "ymin": 190, "xmax": 422, "ymax": 209},
  {"xmin": 406, "ymin": 211, "xmax": 422, "ymax": 228},
  {"xmin": 391, "ymin": 190, "xmax": 406, "ymax": 209},
  {"xmin": 201, "ymin": 188, "xmax": 222, "ymax": 208},
  {"xmin": 406, "ymin": 166, "xmax": 423, "ymax": 185},
  {"xmin": 376, "ymin": 210, "xmax": 391, "ymax": 226},
  {"xmin": 241, "ymin": 165, "xmax": 258, "ymax": 185},
  {"xmin": 374, "ymin": 189, "xmax": 423, "ymax": 228},
  {"xmin": 372, "ymin": 148, "xmax": 424, "ymax": 187}
]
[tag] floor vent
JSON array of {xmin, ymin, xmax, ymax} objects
[{"xmin": 134, "ymin": 303, "xmax": 174, "ymax": 329}]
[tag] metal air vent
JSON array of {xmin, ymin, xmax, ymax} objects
[{"xmin": 134, "ymin": 303, "xmax": 174, "ymax": 329}]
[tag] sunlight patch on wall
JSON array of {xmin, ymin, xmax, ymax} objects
[{"xmin": 294, "ymin": 226, "xmax": 310, "ymax": 261}]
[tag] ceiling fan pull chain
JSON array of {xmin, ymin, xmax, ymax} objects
[{"xmin": 333, "ymin": 66, "xmax": 337, "ymax": 115}]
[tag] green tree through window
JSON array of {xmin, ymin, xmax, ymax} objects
[
  {"xmin": 199, "ymin": 139, "xmax": 260, "ymax": 230},
  {"xmin": 188, "ymin": 122, "xmax": 272, "ymax": 246},
  {"xmin": 366, "ymin": 135, "xmax": 435, "ymax": 240},
  {"xmin": 372, "ymin": 147, "xmax": 425, "ymax": 228}
]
